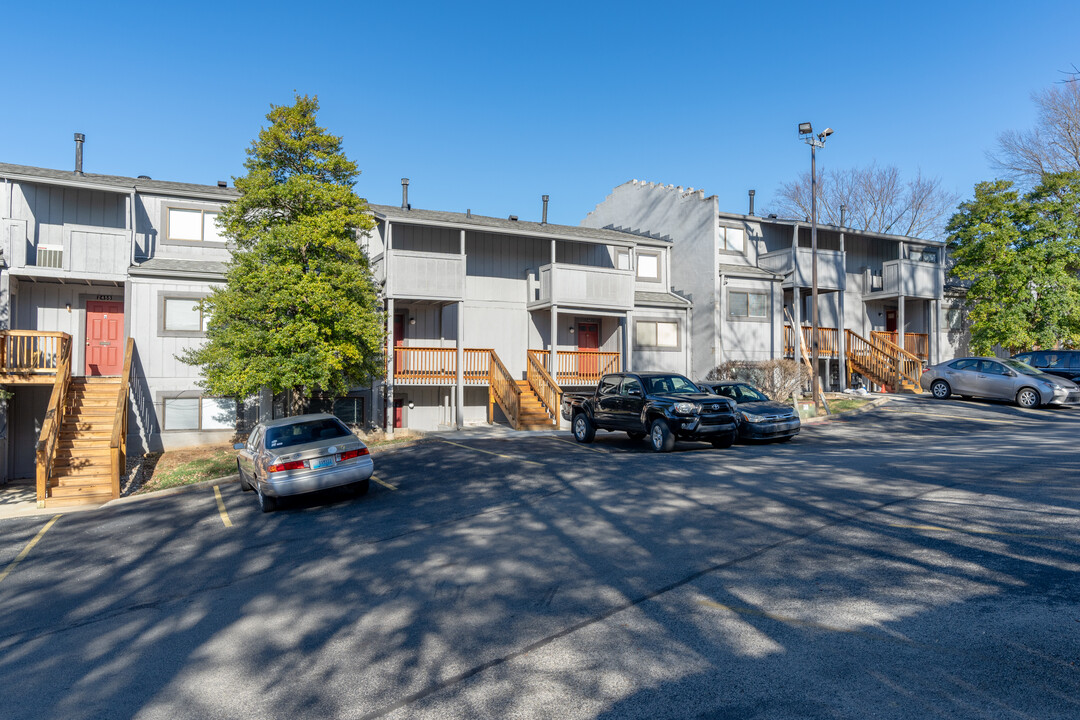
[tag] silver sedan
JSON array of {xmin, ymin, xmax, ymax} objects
[
  {"xmin": 920, "ymin": 357, "xmax": 1080, "ymax": 409},
  {"xmin": 235, "ymin": 413, "xmax": 375, "ymax": 512}
]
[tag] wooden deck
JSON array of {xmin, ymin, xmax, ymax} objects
[{"xmin": 0, "ymin": 331, "xmax": 71, "ymax": 383}]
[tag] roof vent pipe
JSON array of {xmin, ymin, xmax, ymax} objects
[
  {"xmin": 401, "ymin": 178, "xmax": 410, "ymax": 209},
  {"xmin": 542, "ymin": 195, "xmax": 549, "ymax": 224},
  {"xmin": 74, "ymin": 133, "xmax": 85, "ymax": 175},
  {"xmin": 840, "ymin": 204, "xmax": 846, "ymax": 228},
  {"xmin": 748, "ymin": 189, "xmax": 755, "ymax": 216}
]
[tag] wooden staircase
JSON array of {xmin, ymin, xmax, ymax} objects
[
  {"xmin": 845, "ymin": 329, "xmax": 923, "ymax": 394},
  {"xmin": 514, "ymin": 380, "xmax": 559, "ymax": 430},
  {"xmin": 47, "ymin": 377, "xmax": 122, "ymax": 506}
]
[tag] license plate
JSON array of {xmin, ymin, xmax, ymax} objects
[{"xmin": 310, "ymin": 457, "xmax": 334, "ymax": 470}]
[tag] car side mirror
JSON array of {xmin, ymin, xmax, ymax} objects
[
  {"xmin": 1005, "ymin": 370, "xmax": 1016, "ymax": 377},
  {"xmin": 628, "ymin": 388, "xmax": 643, "ymax": 397},
  {"xmin": 234, "ymin": 442, "xmax": 246, "ymax": 450}
]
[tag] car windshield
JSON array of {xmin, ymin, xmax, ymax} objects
[
  {"xmin": 643, "ymin": 374, "xmax": 700, "ymax": 394},
  {"xmin": 714, "ymin": 383, "xmax": 770, "ymax": 403},
  {"xmin": 1002, "ymin": 359, "xmax": 1045, "ymax": 376},
  {"xmin": 265, "ymin": 418, "xmax": 352, "ymax": 449}
]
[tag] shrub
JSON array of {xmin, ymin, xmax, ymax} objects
[{"xmin": 704, "ymin": 359, "xmax": 804, "ymax": 403}]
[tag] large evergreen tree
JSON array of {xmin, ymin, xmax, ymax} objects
[
  {"xmin": 181, "ymin": 95, "xmax": 383, "ymax": 406},
  {"xmin": 947, "ymin": 172, "xmax": 1080, "ymax": 354}
]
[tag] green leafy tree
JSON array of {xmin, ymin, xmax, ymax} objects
[
  {"xmin": 947, "ymin": 173, "xmax": 1080, "ymax": 354},
  {"xmin": 181, "ymin": 95, "xmax": 383, "ymax": 408}
]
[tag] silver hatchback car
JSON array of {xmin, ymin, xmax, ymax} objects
[
  {"xmin": 235, "ymin": 413, "xmax": 375, "ymax": 512},
  {"xmin": 920, "ymin": 357, "xmax": 1080, "ymax": 409}
]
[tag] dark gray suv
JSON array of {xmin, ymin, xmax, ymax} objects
[{"xmin": 1011, "ymin": 350, "xmax": 1080, "ymax": 384}]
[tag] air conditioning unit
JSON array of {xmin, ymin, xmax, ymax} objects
[{"xmin": 36, "ymin": 244, "xmax": 63, "ymax": 269}]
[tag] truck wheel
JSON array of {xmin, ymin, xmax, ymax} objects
[
  {"xmin": 649, "ymin": 419, "xmax": 675, "ymax": 453},
  {"xmin": 573, "ymin": 413, "xmax": 596, "ymax": 443},
  {"xmin": 711, "ymin": 432, "xmax": 736, "ymax": 449}
]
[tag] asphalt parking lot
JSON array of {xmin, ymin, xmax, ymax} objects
[{"xmin": 1, "ymin": 395, "xmax": 1078, "ymax": 719}]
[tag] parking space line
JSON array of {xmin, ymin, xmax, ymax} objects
[
  {"xmin": 372, "ymin": 476, "xmax": 397, "ymax": 491},
  {"xmin": 549, "ymin": 436, "xmax": 611, "ymax": 454},
  {"xmin": 437, "ymin": 439, "xmax": 543, "ymax": 465},
  {"xmin": 883, "ymin": 409, "xmax": 1016, "ymax": 424},
  {"xmin": 213, "ymin": 486, "xmax": 233, "ymax": 528},
  {"xmin": 880, "ymin": 521, "xmax": 1073, "ymax": 541},
  {"xmin": 0, "ymin": 514, "xmax": 61, "ymax": 586}
]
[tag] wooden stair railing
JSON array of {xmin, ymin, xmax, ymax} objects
[
  {"xmin": 110, "ymin": 338, "xmax": 136, "ymax": 500},
  {"xmin": 845, "ymin": 329, "xmax": 923, "ymax": 393},
  {"xmin": 526, "ymin": 351, "xmax": 561, "ymax": 427},
  {"xmin": 487, "ymin": 350, "xmax": 522, "ymax": 429},
  {"xmin": 35, "ymin": 334, "xmax": 73, "ymax": 507}
]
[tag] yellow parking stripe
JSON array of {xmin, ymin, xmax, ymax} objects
[
  {"xmin": 884, "ymin": 409, "xmax": 1016, "ymax": 424},
  {"xmin": 437, "ymin": 439, "xmax": 543, "ymax": 465},
  {"xmin": 213, "ymin": 486, "xmax": 233, "ymax": 528},
  {"xmin": 0, "ymin": 515, "xmax": 61, "ymax": 586},
  {"xmin": 372, "ymin": 476, "xmax": 397, "ymax": 491},
  {"xmin": 550, "ymin": 436, "xmax": 610, "ymax": 454}
]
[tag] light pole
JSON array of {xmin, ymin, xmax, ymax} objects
[{"xmin": 798, "ymin": 122, "xmax": 833, "ymax": 414}]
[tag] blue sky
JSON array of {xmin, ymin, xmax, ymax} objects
[{"xmin": 4, "ymin": 1, "xmax": 1078, "ymax": 226}]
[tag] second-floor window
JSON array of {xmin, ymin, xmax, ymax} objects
[
  {"xmin": 720, "ymin": 226, "xmax": 745, "ymax": 253},
  {"xmin": 616, "ymin": 249, "xmax": 631, "ymax": 270},
  {"xmin": 729, "ymin": 290, "xmax": 768, "ymax": 319},
  {"xmin": 637, "ymin": 252, "xmax": 660, "ymax": 281},
  {"xmin": 167, "ymin": 207, "xmax": 223, "ymax": 243}
]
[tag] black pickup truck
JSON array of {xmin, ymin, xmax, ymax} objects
[{"xmin": 561, "ymin": 372, "xmax": 738, "ymax": 452}]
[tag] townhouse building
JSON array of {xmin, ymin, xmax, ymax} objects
[
  {"xmin": 1, "ymin": 146, "xmax": 241, "ymax": 506},
  {"xmin": 582, "ymin": 180, "xmax": 948, "ymax": 392},
  {"xmin": 362, "ymin": 186, "xmax": 692, "ymax": 434}
]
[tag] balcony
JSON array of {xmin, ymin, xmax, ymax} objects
[
  {"xmin": 528, "ymin": 263, "xmax": 634, "ymax": 311},
  {"xmin": 872, "ymin": 259, "xmax": 942, "ymax": 299},
  {"xmin": 9, "ymin": 225, "xmax": 129, "ymax": 281},
  {"xmin": 758, "ymin": 247, "xmax": 845, "ymax": 291},
  {"xmin": 0, "ymin": 331, "xmax": 72, "ymax": 384},
  {"xmin": 528, "ymin": 349, "xmax": 621, "ymax": 386},
  {"xmin": 382, "ymin": 250, "xmax": 465, "ymax": 302},
  {"xmin": 391, "ymin": 347, "xmax": 492, "ymax": 385}
]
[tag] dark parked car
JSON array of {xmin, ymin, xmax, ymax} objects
[
  {"xmin": 235, "ymin": 413, "xmax": 374, "ymax": 512},
  {"xmin": 920, "ymin": 357, "xmax": 1080, "ymax": 408},
  {"xmin": 562, "ymin": 372, "xmax": 738, "ymax": 452},
  {"xmin": 1011, "ymin": 350, "xmax": 1080, "ymax": 384},
  {"xmin": 697, "ymin": 381, "xmax": 801, "ymax": 442}
]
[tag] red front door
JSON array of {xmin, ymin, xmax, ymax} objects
[
  {"xmin": 393, "ymin": 315, "xmax": 405, "ymax": 378},
  {"xmin": 85, "ymin": 300, "xmax": 124, "ymax": 376},
  {"xmin": 578, "ymin": 322, "xmax": 599, "ymax": 378},
  {"xmin": 885, "ymin": 310, "xmax": 897, "ymax": 333},
  {"xmin": 394, "ymin": 398, "xmax": 404, "ymax": 429}
]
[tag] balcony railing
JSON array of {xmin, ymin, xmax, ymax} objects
[
  {"xmin": 871, "ymin": 331, "xmax": 929, "ymax": 360},
  {"xmin": 11, "ymin": 225, "xmax": 129, "ymax": 278},
  {"xmin": 783, "ymin": 325, "xmax": 840, "ymax": 358},
  {"xmin": 529, "ymin": 263, "xmax": 634, "ymax": 311},
  {"xmin": 1, "ymin": 331, "xmax": 71, "ymax": 380},
  {"xmin": 384, "ymin": 250, "xmax": 465, "ymax": 301},
  {"xmin": 879, "ymin": 259, "xmax": 942, "ymax": 299},
  {"xmin": 759, "ymin": 247, "xmax": 845, "ymax": 291},
  {"xmin": 528, "ymin": 349, "xmax": 621, "ymax": 386},
  {"xmin": 391, "ymin": 347, "xmax": 492, "ymax": 384}
]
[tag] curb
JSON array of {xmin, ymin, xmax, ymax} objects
[{"xmin": 801, "ymin": 395, "xmax": 893, "ymax": 425}]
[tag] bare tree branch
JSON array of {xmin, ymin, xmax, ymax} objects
[
  {"xmin": 768, "ymin": 163, "xmax": 958, "ymax": 240},
  {"xmin": 990, "ymin": 81, "xmax": 1080, "ymax": 183}
]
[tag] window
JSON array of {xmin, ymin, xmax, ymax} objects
[
  {"xmin": 720, "ymin": 226, "xmax": 745, "ymax": 253},
  {"xmin": 163, "ymin": 297, "xmax": 205, "ymax": 332},
  {"xmin": 166, "ymin": 207, "xmax": 223, "ymax": 243},
  {"xmin": 309, "ymin": 394, "xmax": 366, "ymax": 426},
  {"xmin": 615, "ymin": 249, "xmax": 631, "ymax": 270},
  {"xmin": 635, "ymin": 320, "xmax": 679, "ymax": 349},
  {"xmin": 163, "ymin": 396, "xmax": 237, "ymax": 431},
  {"xmin": 729, "ymin": 290, "xmax": 768, "ymax": 319},
  {"xmin": 598, "ymin": 376, "xmax": 621, "ymax": 396},
  {"xmin": 620, "ymin": 377, "xmax": 642, "ymax": 396},
  {"xmin": 949, "ymin": 359, "xmax": 978, "ymax": 371},
  {"xmin": 637, "ymin": 253, "xmax": 660, "ymax": 281}
]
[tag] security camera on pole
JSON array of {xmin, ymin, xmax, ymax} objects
[{"xmin": 797, "ymin": 122, "xmax": 833, "ymax": 415}]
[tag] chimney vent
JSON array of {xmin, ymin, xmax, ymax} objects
[
  {"xmin": 401, "ymin": 178, "xmax": 410, "ymax": 209},
  {"xmin": 466, "ymin": 209, "xmax": 471, "ymax": 218},
  {"xmin": 541, "ymin": 195, "xmax": 549, "ymax": 224},
  {"xmin": 840, "ymin": 204, "xmax": 847, "ymax": 228},
  {"xmin": 508, "ymin": 215, "xmax": 518, "ymax": 222},
  {"xmin": 74, "ymin": 132, "xmax": 85, "ymax": 175},
  {"xmin": 137, "ymin": 175, "xmax": 151, "ymax": 180},
  {"xmin": 748, "ymin": 189, "xmax": 756, "ymax": 216},
  {"xmin": 217, "ymin": 180, "xmax": 227, "ymax": 188}
]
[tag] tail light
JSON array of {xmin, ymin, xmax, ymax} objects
[
  {"xmin": 338, "ymin": 448, "xmax": 370, "ymax": 461},
  {"xmin": 268, "ymin": 460, "xmax": 307, "ymax": 473}
]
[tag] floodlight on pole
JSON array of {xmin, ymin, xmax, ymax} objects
[{"xmin": 798, "ymin": 121, "xmax": 834, "ymax": 415}]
